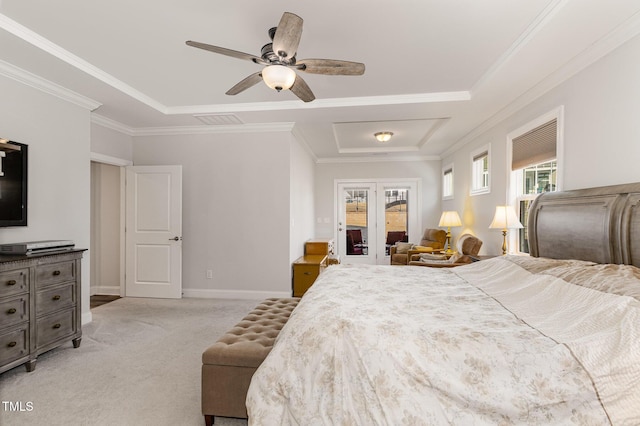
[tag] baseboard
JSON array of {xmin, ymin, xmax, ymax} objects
[
  {"xmin": 182, "ymin": 288, "xmax": 291, "ymax": 300},
  {"xmin": 82, "ymin": 311, "xmax": 93, "ymax": 325}
]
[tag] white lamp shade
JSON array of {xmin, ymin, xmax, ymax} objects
[
  {"xmin": 489, "ymin": 205, "xmax": 524, "ymax": 230},
  {"xmin": 439, "ymin": 211, "xmax": 462, "ymax": 227},
  {"xmin": 262, "ymin": 65, "xmax": 296, "ymax": 91}
]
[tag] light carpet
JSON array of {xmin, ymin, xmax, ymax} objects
[{"xmin": 0, "ymin": 297, "xmax": 263, "ymax": 426}]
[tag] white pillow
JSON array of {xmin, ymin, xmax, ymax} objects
[
  {"xmin": 419, "ymin": 253, "xmax": 447, "ymax": 261},
  {"xmin": 395, "ymin": 242, "xmax": 414, "ymax": 254}
]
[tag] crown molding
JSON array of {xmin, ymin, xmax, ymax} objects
[
  {"xmin": 166, "ymin": 91, "xmax": 471, "ymax": 115},
  {"xmin": 0, "ymin": 59, "xmax": 101, "ymax": 111},
  {"xmin": 443, "ymin": 8, "xmax": 640, "ymax": 159},
  {"xmin": 316, "ymin": 155, "xmax": 440, "ymax": 164},
  {"xmin": 291, "ymin": 126, "xmax": 319, "ymax": 163},
  {"xmin": 91, "ymin": 113, "xmax": 295, "ymax": 137},
  {"xmin": 0, "ymin": 13, "xmax": 166, "ymax": 113},
  {"xmin": 91, "ymin": 114, "xmax": 135, "ymax": 136},
  {"xmin": 471, "ymin": 0, "xmax": 570, "ymax": 94},
  {"xmin": 132, "ymin": 122, "xmax": 295, "ymax": 136}
]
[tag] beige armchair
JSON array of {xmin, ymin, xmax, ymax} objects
[
  {"xmin": 389, "ymin": 228, "xmax": 447, "ymax": 265},
  {"xmin": 409, "ymin": 233, "xmax": 483, "ymax": 267}
]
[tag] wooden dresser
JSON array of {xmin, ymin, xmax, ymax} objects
[
  {"xmin": 0, "ymin": 249, "xmax": 85, "ymax": 374},
  {"xmin": 291, "ymin": 239, "xmax": 337, "ymax": 297},
  {"xmin": 292, "ymin": 254, "xmax": 327, "ymax": 297}
]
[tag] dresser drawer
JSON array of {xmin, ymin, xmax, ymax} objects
[
  {"xmin": 36, "ymin": 261, "xmax": 75, "ymax": 288},
  {"xmin": 0, "ymin": 325, "xmax": 29, "ymax": 367},
  {"xmin": 0, "ymin": 295, "xmax": 29, "ymax": 328},
  {"xmin": 293, "ymin": 264, "xmax": 322, "ymax": 297},
  {"xmin": 36, "ymin": 283, "xmax": 75, "ymax": 316},
  {"xmin": 36, "ymin": 309, "xmax": 76, "ymax": 349},
  {"xmin": 0, "ymin": 268, "xmax": 29, "ymax": 297}
]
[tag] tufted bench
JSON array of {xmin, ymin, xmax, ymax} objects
[{"xmin": 202, "ymin": 297, "xmax": 300, "ymax": 425}]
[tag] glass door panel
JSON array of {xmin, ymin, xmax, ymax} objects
[
  {"xmin": 337, "ymin": 183, "xmax": 376, "ymax": 264},
  {"xmin": 384, "ymin": 189, "xmax": 408, "ymax": 255}
]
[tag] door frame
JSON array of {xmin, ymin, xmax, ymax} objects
[
  {"xmin": 334, "ymin": 178, "xmax": 422, "ymax": 264},
  {"xmin": 90, "ymin": 153, "xmax": 132, "ymax": 298}
]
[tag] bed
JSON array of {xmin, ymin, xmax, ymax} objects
[{"xmin": 246, "ymin": 183, "xmax": 640, "ymax": 425}]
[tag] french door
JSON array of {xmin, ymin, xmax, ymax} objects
[{"xmin": 336, "ymin": 180, "xmax": 420, "ymax": 265}]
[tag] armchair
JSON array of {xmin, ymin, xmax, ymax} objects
[
  {"xmin": 389, "ymin": 228, "xmax": 447, "ymax": 265},
  {"xmin": 346, "ymin": 229, "xmax": 365, "ymax": 255},
  {"xmin": 409, "ymin": 233, "xmax": 483, "ymax": 267},
  {"xmin": 385, "ymin": 231, "xmax": 407, "ymax": 255}
]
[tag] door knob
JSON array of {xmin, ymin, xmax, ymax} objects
[{"xmin": 169, "ymin": 236, "xmax": 182, "ymax": 241}]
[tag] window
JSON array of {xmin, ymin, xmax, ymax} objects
[
  {"xmin": 470, "ymin": 145, "xmax": 490, "ymax": 195},
  {"xmin": 515, "ymin": 161, "xmax": 558, "ymax": 253},
  {"xmin": 442, "ymin": 165, "xmax": 453, "ymax": 199},
  {"xmin": 508, "ymin": 108, "xmax": 562, "ymax": 254}
]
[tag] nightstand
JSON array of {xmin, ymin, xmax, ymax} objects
[{"xmin": 292, "ymin": 255, "xmax": 327, "ymax": 297}]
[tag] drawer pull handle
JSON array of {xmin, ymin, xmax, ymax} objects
[
  {"xmin": 53, "ymin": 323, "xmax": 62, "ymax": 329},
  {"xmin": 52, "ymin": 270, "xmax": 61, "ymax": 276},
  {"xmin": 7, "ymin": 308, "xmax": 17, "ymax": 314},
  {"xmin": 7, "ymin": 280, "xmax": 17, "ymax": 286},
  {"xmin": 8, "ymin": 341, "xmax": 17, "ymax": 348},
  {"xmin": 303, "ymin": 272, "xmax": 312, "ymax": 275},
  {"xmin": 52, "ymin": 295, "xmax": 61, "ymax": 301}
]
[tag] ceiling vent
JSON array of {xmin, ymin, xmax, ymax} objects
[{"xmin": 193, "ymin": 113, "xmax": 244, "ymax": 125}]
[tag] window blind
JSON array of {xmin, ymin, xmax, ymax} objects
[
  {"xmin": 512, "ymin": 119, "xmax": 557, "ymax": 170},
  {"xmin": 473, "ymin": 151, "xmax": 488, "ymax": 162}
]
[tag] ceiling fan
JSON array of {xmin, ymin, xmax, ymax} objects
[{"xmin": 186, "ymin": 12, "xmax": 365, "ymax": 102}]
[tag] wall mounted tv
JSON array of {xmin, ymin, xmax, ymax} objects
[{"xmin": 0, "ymin": 140, "xmax": 28, "ymax": 227}]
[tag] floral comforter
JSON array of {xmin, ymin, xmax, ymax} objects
[{"xmin": 246, "ymin": 256, "xmax": 640, "ymax": 425}]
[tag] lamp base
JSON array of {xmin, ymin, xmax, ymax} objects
[
  {"xmin": 445, "ymin": 230, "xmax": 453, "ymax": 254},
  {"xmin": 501, "ymin": 230, "xmax": 507, "ymax": 255}
]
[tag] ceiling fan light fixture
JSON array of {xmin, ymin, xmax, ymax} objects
[
  {"xmin": 374, "ymin": 132, "xmax": 394, "ymax": 143},
  {"xmin": 262, "ymin": 65, "xmax": 296, "ymax": 91}
]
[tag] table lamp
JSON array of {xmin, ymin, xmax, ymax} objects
[
  {"xmin": 489, "ymin": 205, "xmax": 524, "ymax": 255},
  {"xmin": 439, "ymin": 211, "xmax": 462, "ymax": 254}
]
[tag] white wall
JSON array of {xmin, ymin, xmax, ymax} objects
[
  {"xmin": 441, "ymin": 33, "xmax": 640, "ymax": 255},
  {"xmin": 90, "ymin": 162, "xmax": 121, "ymax": 295},
  {"xmin": 314, "ymin": 159, "xmax": 442, "ymax": 245},
  {"xmin": 289, "ymin": 136, "xmax": 316, "ymax": 262},
  {"xmin": 90, "ymin": 123, "xmax": 133, "ymax": 162},
  {"xmin": 0, "ymin": 74, "xmax": 92, "ymax": 323},
  {"xmin": 133, "ymin": 131, "xmax": 295, "ymax": 298}
]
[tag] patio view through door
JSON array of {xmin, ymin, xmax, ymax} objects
[{"xmin": 336, "ymin": 180, "xmax": 419, "ymax": 265}]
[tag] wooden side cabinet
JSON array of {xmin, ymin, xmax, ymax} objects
[
  {"xmin": 0, "ymin": 249, "xmax": 85, "ymax": 374},
  {"xmin": 292, "ymin": 255, "xmax": 327, "ymax": 297}
]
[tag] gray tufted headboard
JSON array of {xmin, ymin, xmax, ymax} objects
[{"xmin": 528, "ymin": 182, "xmax": 640, "ymax": 267}]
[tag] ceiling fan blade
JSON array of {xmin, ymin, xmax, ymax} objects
[
  {"xmin": 225, "ymin": 72, "xmax": 264, "ymax": 95},
  {"xmin": 272, "ymin": 12, "xmax": 303, "ymax": 60},
  {"xmin": 297, "ymin": 59, "xmax": 365, "ymax": 75},
  {"xmin": 290, "ymin": 74, "xmax": 315, "ymax": 103},
  {"xmin": 186, "ymin": 40, "xmax": 267, "ymax": 65}
]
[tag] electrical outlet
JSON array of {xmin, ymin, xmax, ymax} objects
[{"xmin": 206, "ymin": 270, "xmax": 213, "ymax": 279}]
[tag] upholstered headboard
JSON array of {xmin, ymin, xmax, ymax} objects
[{"xmin": 528, "ymin": 182, "xmax": 640, "ymax": 267}]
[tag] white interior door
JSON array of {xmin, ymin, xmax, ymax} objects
[{"xmin": 125, "ymin": 165, "xmax": 182, "ymax": 298}]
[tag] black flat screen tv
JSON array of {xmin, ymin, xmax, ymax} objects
[{"xmin": 0, "ymin": 140, "xmax": 28, "ymax": 227}]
